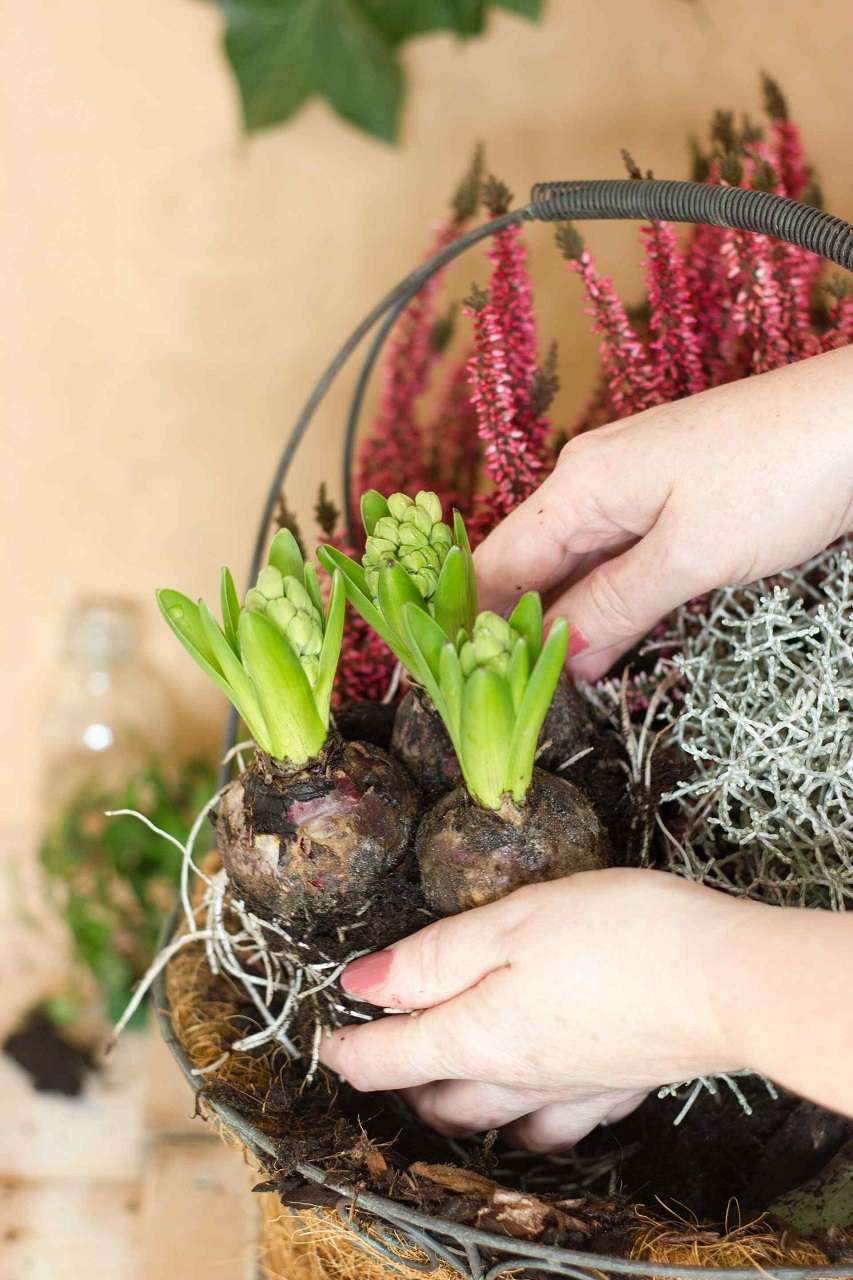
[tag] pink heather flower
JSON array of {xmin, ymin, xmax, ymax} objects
[
  {"xmin": 723, "ymin": 229, "xmax": 790, "ymax": 374},
  {"xmin": 560, "ymin": 235, "xmax": 656, "ymax": 419},
  {"xmin": 463, "ymin": 288, "xmax": 542, "ymax": 520},
  {"xmin": 335, "ymin": 607, "xmax": 398, "ymax": 707},
  {"xmin": 326, "ymin": 532, "xmax": 397, "ymax": 706},
  {"xmin": 423, "ymin": 353, "xmax": 481, "ymax": 516},
  {"xmin": 485, "ymin": 219, "xmax": 550, "ymax": 466},
  {"xmin": 355, "ymin": 217, "xmax": 459, "ymax": 506},
  {"xmin": 641, "ymin": 220, "xmax": 707, "ymax": 401},
  {"xmin": 822, "ymin": 286, "xmax": 853, "ymax": 352},
  {"xmin": 770, "ymin": 118, "xmax": 809, "ymax": 201}
]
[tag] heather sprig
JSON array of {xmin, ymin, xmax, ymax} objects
[
  {"xmin": 157, "ymin": 530, "xmax": 345, "ymax": 764},
  {"xmin": 556, "ymin": 222, "xmax": 656, "ymax": 418},
  {"xmin": 355, "ymin": 147, "xmax": 483, "ymax": 508},
  {"xmin": 404, "ymin": 593, "xmax": 569, "ymax": 810},
  {"xmin": 319, "ymin": 489, "xmax": 477, "ymax": 685},
  {"xmin": 464, "ymin": 285, "xmax": 544, "ymax": 518}
]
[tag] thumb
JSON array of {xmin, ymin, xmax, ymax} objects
[
  {"xmin": 549, "ymin": 512, "xmax": 694, "ymax": 682},
  {"xmin": 340, "ymin": 892, "xmax": 523, "ymax": 1009}
]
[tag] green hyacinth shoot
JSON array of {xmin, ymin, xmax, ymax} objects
[
  {"xmin": 362, "ymin": 491, "xmax": 453, "ymax": 601},
  {"xmin": 318, "ymin": 489, "xmax": 477, "ymax": 688},
  {"xmin": 157, "ymin": 529, "xmax": 344, "ymax": 765},
  {"xmin": 404, "ymin": 592, "xmax": 569, "ymax": 811}
]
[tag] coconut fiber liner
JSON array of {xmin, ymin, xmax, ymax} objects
[{"xmin": 164, "ymin": 922, "xmax": 853, "ymax": 1277}]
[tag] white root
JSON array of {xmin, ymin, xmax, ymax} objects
[{"xmin": 108, "ymin": 772, "xmax": 389, "ymax": 1085}]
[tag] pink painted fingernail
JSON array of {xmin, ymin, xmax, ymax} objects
[
  {"xmin": 566, "ymin": 627, "xmax": 589, "ymax": 659},
  {"xmin": 341, "ymin": 949, "xmax": 393, "ymax": 994}
]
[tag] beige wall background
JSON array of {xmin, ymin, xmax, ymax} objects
[{"xmin": 4, "ymin": 0, "xmax": 853, "ymax": 851}]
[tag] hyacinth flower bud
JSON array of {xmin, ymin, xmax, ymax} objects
[
  {"xmin": 363, "ymin": 489, "xmax": 454, "ymax": 601},
  {"xmin": 459, "ymin": 611, "xmax": 517, "ymax": 678},
  {"xmin": 245, "ymin": 570, "xmax": 325, "ymax": 686}
]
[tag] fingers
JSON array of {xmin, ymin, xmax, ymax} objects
[
  {"xmin": 506, "ymin": 1089, "xmax": 647, "ymax": 1153},
  {"xmin": 321, "ymin": 976, "xmax": 502, "ymax": 1092},
  {"xmin": 340, "ymin": 892, "xmax": 525, "ymax": 1009},
  {"xmin": 473, "ymin": 469, "xmax": 590, "ymax": 615},
  {"xmin": 474, "ymin": 426, "xmax": 668, "ymax": 616},
  {"xmin": 403, "ymin": 1080, "xmax": 545, "ymax": 1138},
  {"xmin": 547, "ymin": 508, "xmax": 698, "ymax": 682}
]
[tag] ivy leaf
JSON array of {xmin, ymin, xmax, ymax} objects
[
  {"xmin": 212, "ymin": 0, "xmax": 544, "ymax": 142},
  {"xmin": 492, "ymin": 0, "xmax": 543, "ymax": 16},
  {"xmin": 357, "ymin": 0, "xmax": 487, "ymax": 44},
  {"xmin": 220, "ymin": 0, "xmax": 404, "ymax": 142}
]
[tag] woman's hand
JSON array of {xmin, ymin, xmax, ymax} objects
[
  {"xmin": 320, "ymin": 870, "xmax": 753, "ymax": 1150},
  {"xmin": 319, "ymin": 869, "xmax": 853, "ymax": 1151},
  {"xmin": 475, "ymin": 345, "xmax": 853, "ymax": 682}
]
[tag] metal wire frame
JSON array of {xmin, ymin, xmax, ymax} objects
[{"xmin": 160, "ymin": 178, "xmax": 853, "ymax": 1276}]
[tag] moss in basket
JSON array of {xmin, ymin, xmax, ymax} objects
[
  {"xmin": 404, "ymin": 593, "xmax": 609, "ymax": 914},
  {"xmin": 157, "ymin": 529, "xmax": 417, "ymax": 923},
  {"xmin": 319, "ymin": 489, "xmax": 477, "ymax": 794}
]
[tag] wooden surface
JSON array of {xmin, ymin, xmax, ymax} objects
[{"xmin": 0, "ymin": 1024, "xmax": 258, "ymax": 1279}]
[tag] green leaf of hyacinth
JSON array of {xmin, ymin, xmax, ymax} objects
[
  {"xmin": 198, "ymin": 601, "xmax": 270, "ymax": 747},
  {"xmin": 318, "ymin": 544, "xmax": 414, "ymax": 667},
  {"xmin": 401, "ymin": 608, "xmax": 446, "ymax": 720},
  {"xmin": 508, "ymin": 591, "xmax": 543, "ymax": 664},
  {"xmin": 303, "ymin": 562, "xmax": 324, "ymax": 617},
  {"xmin": 460, "ymin": 667, "xmax": 514, "ymax": 810},
  {"xmin": 507, "ymin": 619, "xmax": 569, "ymax": 803},
  {"xmin": 438, "ymin": 642, "xmax": 464, "ymax": 746},
  {"xmin": 157, "ymin": 589, "xmax": 273, "ymax": 752},
  {"xmin": 452, "ymin": 509, "xmax": 478, "ymax": 625},
  {"xmin": 377, "ymin": 561, "xmax": 428, "ymax": 649},
  {"xmin": 268, "ymin": 527, "xmax": 305, "ymax": 584},
  {"xmin": 433, "ymin": 546, "xmax": 472, "ymax": 641},
  {"xmin": 220, "ymin": 567, "xmax": 241, "ymax": 654},
  {"xmin": 360, "ymin": 489, "xmax": 389, "ymax": 536},
  {"xmin": 403, "ymin": 604, "xmax": 446, "ymax": 688},
  {"xmin": 507, "ymin": 635, "xmax": 530, "ymax": 713},
  {"xmin": 238, "ymin": 610, "xmax": 327, "ymax": 764},
  {"xmin": 156, "ymin": 590, "xmax": 221, "ymax": 677},
  {"xmin": 314, "ymin": 570, "xmax": 345, "ymax": 727}
]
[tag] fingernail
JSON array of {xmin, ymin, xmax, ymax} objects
[
  {"xmin": 566, "ymin": 627, "xmax": 589, "ymax": 659},
  {"xmin": 341, "ymin": 949, "xmax": 393, "ymax": 994}
]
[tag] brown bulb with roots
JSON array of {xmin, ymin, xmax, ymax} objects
[
  {"xmin": 216, "ymin": 736, "xmax": 418, "ymax": 925},
  {"xmin": 416, "ymin": 768, "xmax": 609, "ymax": 916}
]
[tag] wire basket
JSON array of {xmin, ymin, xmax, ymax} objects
[{"xmin": 155, "ymin": 178, "xmax": 853, "ymax": 1280}]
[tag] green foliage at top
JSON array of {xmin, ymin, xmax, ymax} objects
[
  {"xmin": 158, "ymin": 529, "xmax": 344, "ymax": 764},
  {"xmin": 39, "ymin": 759, "xmax": 215, "ymax": 1026},
  {"xmin": 406, "ymin": 592, "xmax": 568, "ymax": 809},
  {"xmin": 209, "ymin": 0, "xmax": 544, "ymax": 142},
  {"xmin": 318, "ymin": 489, "xmax": 477, "ymax": 687}
]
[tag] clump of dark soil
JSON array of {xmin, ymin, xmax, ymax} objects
[{"xmin": 3, "ymin": 1009, "xmax": 97, "ymax": 1096}]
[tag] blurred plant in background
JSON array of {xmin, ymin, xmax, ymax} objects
[
  {"xmin": 39, "ymin": 759, "xmax": 215, "ymax": 1026},
  {"xmin": 206, "ymin": 0, "xmax": 544, "ymax": 142}
]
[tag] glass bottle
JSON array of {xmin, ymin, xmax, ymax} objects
[{"xmin": 41, "ymin": 597, "xmax": 175, "ymax": 814}]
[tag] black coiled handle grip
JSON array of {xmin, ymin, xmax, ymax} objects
[{"xmin": 529, "ymin": 179, "xmax": 853, "ymax": 271}]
